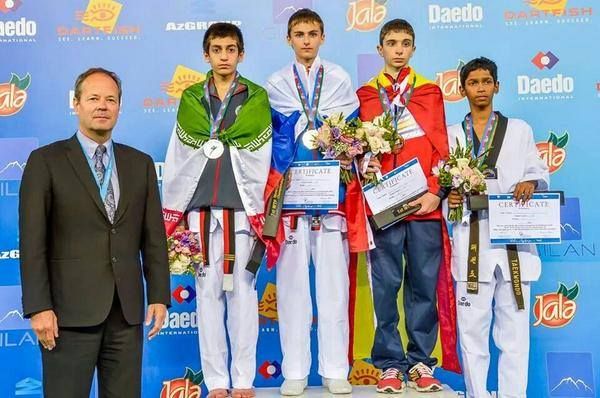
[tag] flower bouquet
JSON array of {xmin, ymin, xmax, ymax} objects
[
  {"xmin": 307, "ymin": 112, "xmax": 364, "ymax": 183},
  {"xmin": 167, "ymin": 230, "xmax": 203, "ymax": 275},
  {"xmin": 433, "ymin": 139, "xmax": 488, "ymax": 222},
  {"xmin": 356, "ymin": 112, "xmax": 401, "ymax": 184}
]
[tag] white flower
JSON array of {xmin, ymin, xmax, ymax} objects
[
  {"xmin": 449, "ymin": 167, "xmax": 460, "ymax": 176},
  {"xmin": 328, "ymin": 112, "xmax": 345, "ymax": 127},
  {"xmin": 456, "ymin": 158, "xmax": 470, "ymax": 170},
  {"xmin": 170, "ymin": 259, "xmax": 188, "ymax": 275}
]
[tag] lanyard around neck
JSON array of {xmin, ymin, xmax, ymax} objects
[
  {"xmin": 463, "ymin": 111, "xmax": 498, "ymax": 160},
  {"xmin": 204, "ymin": 73, "xmax": 240, "ymax": 139},
  {"xmin": 293, "ymin": 63, "xmax": 324, "ymax": 130}
]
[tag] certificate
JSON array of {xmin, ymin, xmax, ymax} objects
[
  {"xmin": 282, "ymin": 160, "xmax": 340, "ymax": 210},
  {"xmin": 362, "ymin": 158, "xmax": 428, "ymax": 215},
  {"xmin": 488, "ymin": 193, "xmax": 561, "ymax": 244}
]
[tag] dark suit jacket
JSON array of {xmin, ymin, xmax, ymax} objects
[{"xmin": 19, "ymin": 135, "xmax": 171, "ymax": 327}]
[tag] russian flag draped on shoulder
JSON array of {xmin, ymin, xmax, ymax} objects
[
  {"xmin": 264, "ymin": 57, "xmax": 372, "ymax": 268},
  {"xmin": 357, "ymin": 67, "xmax": 461, "ymax": 373},
  {"xmin": 162, "ymin": 72, "xmax": 272, "ymax": 238}
]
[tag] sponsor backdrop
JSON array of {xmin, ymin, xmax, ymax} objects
[{"xmin": 1, "ymin": 0, "xmax": 598, "ymax": 397}]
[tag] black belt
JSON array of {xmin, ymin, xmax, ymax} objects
[{"xmin": 467, "ymin": 211, "xmax": 524, "ymax": 310}]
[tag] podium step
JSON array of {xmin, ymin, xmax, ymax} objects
[{"xmin": 255, "ymin": 385, "xmax": 457, "ymax": 397}]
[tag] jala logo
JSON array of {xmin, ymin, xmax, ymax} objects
[
  {"xmin": 0, "ymin": 73, "xmax": 30, "ymax": 117},
  {"xmin": 160, "ymin": 368, "xmax": 203, "ymax": 398},
  {"xmin": 533, "ymin": 282, "xmax": 579, "ymax": 328},
  {"xmin": 348, "ymin": 359, "xmax": 380, "ymax": 385},
  {"xmin": 346, "ymin": 0, "xmax": 387, "ymax": 32},
  {"xmin": 0, "ymin": 0, "xmax": 23, "ymax": 14},
  {"xmin": 435, "ymin": 60, "xmax": 465, "ymax": 102},
  {"xmin": 536, "ymin": 130, "xmax": 568, "ymax": 174},
  {"xmin": 428, "ymin": 3, "xmax": 484, "ymax": 29},
  {"xmin": 0, "ymin": 249, "xmax": 19, "ymax": 260},
  {"xmin": 165, "ymin": 20, "xmax": 241, "ymax": 32},
  {"xmin": 517, "ymin": 52, "xmax": 574, "ymax": 100}
]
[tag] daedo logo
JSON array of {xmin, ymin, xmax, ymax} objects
[
  {"xmin": 533, "ymin": 282, "xmax": 579, "ymax": 328},
  {"xmin": 504, "ymin": 0, "xmax": 593, "ymax": 26},
  {"xmin": 0, "ymin": 0, "xmax": 22, "ymax": 13},
  {"xmin": 172, "ymin": 285, "xmax": 196, "ymax": 304},
  {"xmin": 273, "ymin": 0, "xmax": 313, "ymax": 24},
  {"xmin": 536, "ymin": 130, "xmax": 568, "ymax": 173},
  {"xmin": 346, "ymin": 0, "xmax": 387, "ymax": 32},
  {"xmin": 160, "ymin": 368, "xmax": 203, "ymax": 398},
  {"xmin": 349, "ymin": 359, "xmax": 380, "ymax": 385},
  {"xmin": 258, "ymin": 360, "xmax": 282, "ymax": 379},
  {"xmin": 428, "ymin": 3, "xmax": 484, "ymax": 30},
  {"xmin": 532, "ymin": 50, "xmax": 559, "ymax": 69},
  {"xmin": 517, "ymin": 51, "xmax": 574, "ymax": 100},
  {"xmin": 0, "ymin": 73, "xmax": 30, "ymax": 116},
  {"xmin": 159, "ymin": 309, "xmax": 198, "ymax": 336},
  {"xmin": 57, "ymin": 0, "xmax": 140, "ymax": 42},
  {"xmin": 435, "ymin": 60, "xmax": 465, "ymax": 102},
  {"xmin": 144, "ymin": 65, "xmax": 205, "ymax": 114},
  {"xmin": 547, "ymin": 352, "xmax": 595, "ymax": 397},
  {"xmin": 0, "ymin": 0, "xmax": 37, "ymax": 44}
]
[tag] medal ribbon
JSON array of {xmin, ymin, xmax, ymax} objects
[
  {"xmin": 204, "ymin": 72, "xmax": 240, "ymax": 140},
  {"xmin": 293, "ymin": 64, "xmax": 324, "ymax": 129},
  {"xmin": 463, "ymin": 111, "xmax": 498, "ymax": 160},
  {"xmin": 377, "ymin": 72, "xmax": 416, "ymax": 133}
]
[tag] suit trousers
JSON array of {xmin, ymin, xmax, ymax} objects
[{"xmin": 40, "ymin": 291, "xmax": 143, "ymax": 398}]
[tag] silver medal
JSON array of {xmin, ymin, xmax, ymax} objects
[
  {"xmin": 302, "ymin": 129, "xmax": 319, "ymax": 150},
  {"xmin": 204, "ymin": 139, "xmax": 224, "ymax": 159}
]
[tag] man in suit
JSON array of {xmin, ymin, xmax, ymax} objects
[{"xmin": 19, "ymin": 67, "xmax": 171, "ymax": 398}]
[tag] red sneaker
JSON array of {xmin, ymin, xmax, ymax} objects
[
  {"xmin": 407, "ymin": 362, "xmax": 443, "ymax": 392},
  {"xmin": 376, "ymin": 368, "xmax": 405, "ymax": 394}
]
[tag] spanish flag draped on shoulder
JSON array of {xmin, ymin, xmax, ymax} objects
[
  {"xmin": 356, "ymin": 66, "xmax": 461, "ymax": 374},
  {"xmin": 161, "ymin": 72, "xmax": 272, "ymax": 239}
]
